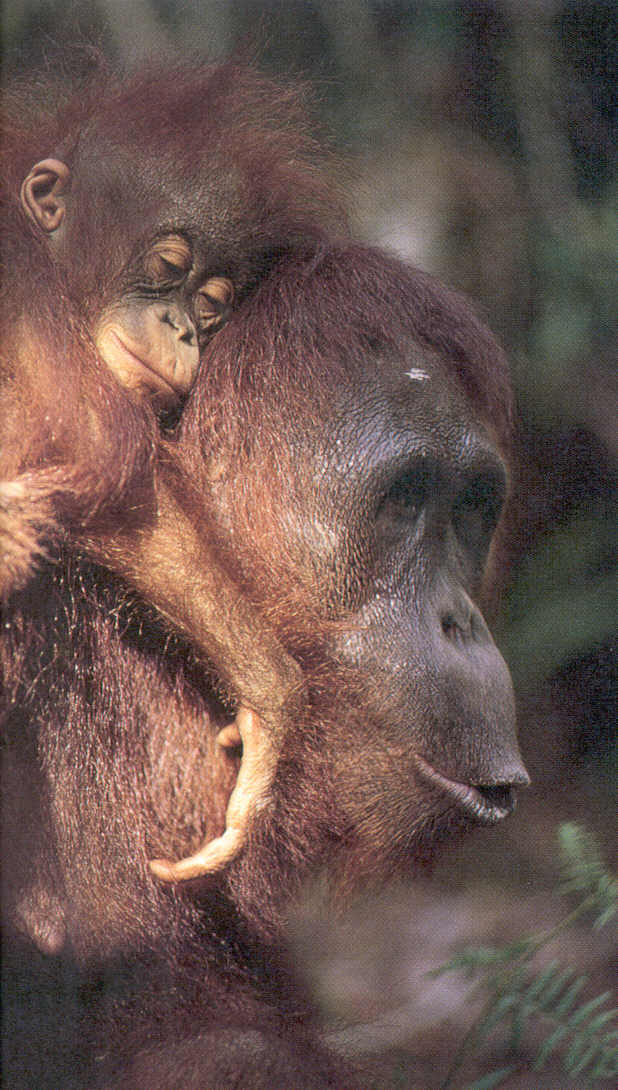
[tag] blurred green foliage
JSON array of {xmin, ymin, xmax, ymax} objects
[{"xmin": 432, "ymin": 824, "xmax": 618, "ymax": 1087}]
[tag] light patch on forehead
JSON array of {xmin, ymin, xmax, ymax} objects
[{"xmin": 405, "ymin": 368, "xmax": 429, "ymax": 382}]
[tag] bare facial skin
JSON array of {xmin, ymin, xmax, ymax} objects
[
  {"xmin": 95, "ymin": 301, "xmax": 200, "ymax": 408},
  {"xmin": 93, "ymin": 234, "xmax": 234, "ymax": 409}
]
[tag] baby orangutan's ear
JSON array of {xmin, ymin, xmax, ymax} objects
[
  {"xmin": 20, "ymin": 159, "xmax": 71, "ymax": 235},
  {"xmin": 149, "ymin": 707, "xmax": 276, "ymax": 882}
]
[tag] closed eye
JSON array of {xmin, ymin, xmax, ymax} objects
[
  {"xmin": 195, "ymin": 277, "xmax": 235, "ymax": 336},
  {"xmin": 143, "ymin": 234, "xmax": 193, "ymax": 283}
]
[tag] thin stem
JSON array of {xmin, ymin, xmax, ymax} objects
[
  {"xmin": 440, "ymin": 994, "xmax": 495, "ymax": 1088},
  {"xmin": 439, "ymin": 893, "xmax": 598, "ymax": 1088},
  {"xmin": 526, "ymin": 894, "xmax": 598, "ymax": 954}
]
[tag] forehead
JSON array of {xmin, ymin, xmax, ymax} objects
[{"xmin": 311, "ymin": 342, "xmax": 494, "ymax": 470}]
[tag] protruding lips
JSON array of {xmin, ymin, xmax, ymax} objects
[
  {"xmin": 105, "ymin": 330, "xmax": 185, "ymax": 402},
  {"xmin": 413, "ymin": 753, "xmax": 529, "ymax": 824}
]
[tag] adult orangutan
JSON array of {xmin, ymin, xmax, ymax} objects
[{"xmin": 2, "ymin": 61, "xmax": 528, "ymax": 1090}]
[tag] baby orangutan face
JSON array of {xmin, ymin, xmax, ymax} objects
[
  {"xmin": 21, "ymin": 163, "xmax": 234, "ymax": 410},
  {"xmin": 94, "ymin": 234, "xmax": 234, "ymax": 409}
]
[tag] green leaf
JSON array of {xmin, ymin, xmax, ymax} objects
[
  {"xmin": 569, "ymin": 1041, "xmax": 600, "ymax": 1075},
  {"xmin": 434, "ymin": 826, "xmax": 617, "ymax": 1086},
  {"xmin": 592, "ymin": 1048, "xmax": 618, "ymax": 1078},
  {"xmin": 568, "ymin": 992, "xmax": 612, "ymax": 1028},
  {"xmin": 477, "ymin": 993, "xmax": 517, "ymax": 1035},
  {"xmin": 464, "ymin": 1068, "xmax": 515, "ymax": 1090},
  {"xmin": 538, "ymin": 967, "xmax": 576, "ymax": 1010},
  {"xmin": 428, "ymin": 945, "xmax": 513, "ymax": 979},
  {"xmin": 586, "ymin": 1008, "xmax": 618, "ymax": 1033},
  {"xmin": 534, "ymin": 1023, "xmax": 571, "ymax": 1068},
  {"xmin": 554, "ymin": 975, "xmax": 587, "ymax": 1017},
  {"xmin": 524, "ymin": 961, "xmax": 559, "ymax": 1003},
  {"xmin": 565, "ymin": 1031, "xmax": 594, "ymax": 1069},
  {"xmin": 596, "ymin": 905, "xmax": 617, "ymax": 928}
]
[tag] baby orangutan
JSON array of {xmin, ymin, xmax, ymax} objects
[{"xmin": 0, "ymin": 59, "xmax": 346, "ymax": 883}]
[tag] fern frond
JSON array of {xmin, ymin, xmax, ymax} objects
[
  {"xmin": 428, "ymin": 943, "xmax": 526, "ymax": 979},
  {"xmin": 503, "ymin": 963, "xmax": 617, "ymax": 1076},
  {"xmin": 559, "ymin": 823, "xmax": 618, "ymax": 927},
  {"xmin": 448, "ymin": 957, "xmax": 617, "ymax": 1085},
  {"xmin": 435, "ymin": 823, "xmax": 618, "ymax": 1088}
]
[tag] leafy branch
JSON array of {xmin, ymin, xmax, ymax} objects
[{"xmin": 430, "ymin": 824, "xmax": 617, "ymax": 1089}]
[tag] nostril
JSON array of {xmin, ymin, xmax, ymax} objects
[
  {"xmin": 179, "ymin": 326, "xmax": 196, "ymax": 346},
  {"xmin": 441, "ymin": 609, "xmax": 475, "ymax": 645},
  {"xmin": 441, "ymin": 606, "xmax": 492, "ymax": 648},
  {"xmin": 441, "ymin": 614, "xmax": 459, "ymax": 640},
  {"xmin": 161, "ymin": 310, "xmax": 196, "ymax": 346}
]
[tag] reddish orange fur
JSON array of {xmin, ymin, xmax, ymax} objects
[
  {"xmin": 1, "ymin": 58, "xmax": 345, "ymax": 594},
  {"xmin": 2, "ymin": 62, "xmax": 517, "ymax": 1090}
]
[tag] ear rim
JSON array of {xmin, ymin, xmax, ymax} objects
[{"xmin": 20, "ymin": 158, "xmax": 71, "ymax": 234}]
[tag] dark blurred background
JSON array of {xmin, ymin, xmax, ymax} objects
[{"xmin": 3, "ymin": 2, "xmax": 615, "ymax": 1086}]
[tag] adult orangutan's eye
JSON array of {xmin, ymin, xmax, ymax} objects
[
  {"xmin": 377, "ymin": 461, "xmax": 433, "ymax": 527},
  {"xmin": 453, "ymin": 472, "xmax": 505, "ymax": 554}
]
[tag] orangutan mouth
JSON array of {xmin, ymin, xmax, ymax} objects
[{"xmin": 414, "ymin": 754, "xmax": 518, "ymax": 824}]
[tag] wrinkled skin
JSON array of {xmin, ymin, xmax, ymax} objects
[
  {"xmin": 308, "ymin": 355, "xmax": 525, "ymax": 864},
  {"xmin": 311, "ymin": 353, "xmax": 520, "ymax": 781},
  {"xmin": 94, "ymin": 271, "xmax": 234, "ymax": 410},
  {"xmin": 197, "ymin": 340, "xmax": 527, "ymax": 895}
]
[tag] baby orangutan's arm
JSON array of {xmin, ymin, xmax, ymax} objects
[{"xmin": 87, "ymin": 476, "xmax": 303, "ymax": 882}]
